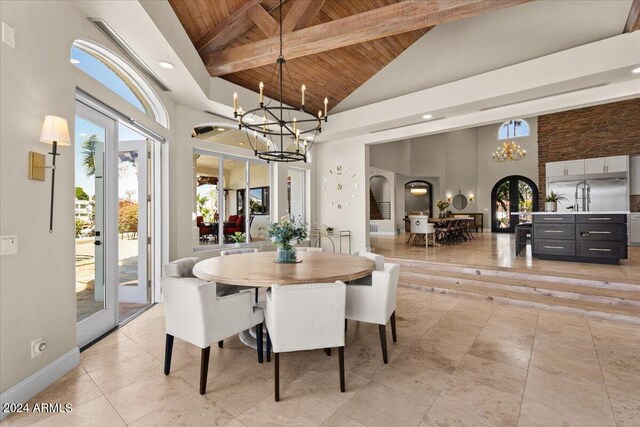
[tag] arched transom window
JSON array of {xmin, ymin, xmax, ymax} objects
[
  {"xmin": 71, "ymin": 39, "xmax": 168, "ymax": 128},
  {"xmin": 498, "ymin": 119, "xmax": 529, "ymax": 140}
]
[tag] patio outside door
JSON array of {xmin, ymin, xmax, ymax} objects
[
  {"xmin": 75, "ymin": 101, "xmax": 118, "ymax": 347},
  {"xmin": 491, "ymin": 175, "xmax": 538, "ymax": 233}
]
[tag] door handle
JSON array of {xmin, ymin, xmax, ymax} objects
[{"xmin": 94, "ymin": 241, "xmax": 102, "ymax": 246}]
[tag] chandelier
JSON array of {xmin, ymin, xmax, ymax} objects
[
  {"xmin": 492, "ymin": 140, "xmax": 526, "ymax": 162},
  {"xmin": 233, "ymin": 0, "xmax": 327, "ymax": 163}
]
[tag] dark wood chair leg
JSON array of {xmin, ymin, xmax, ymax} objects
[
  {"xmin": 255, "ymin": 287, "xmax": 259, "ymax": 303},
  {"xmin": 338, "ymin": 346, "xmax": 345, "ymax": 392},
  {"xmin": 324, "ymin": 348, "xmax": 331, "ymax": 356},
  {"xmin": 266, "ymin": 329, "xmax": 272, "ymax": 363},
  {"xmin": 218, "ymin": 340, "xmax": 223, "ymax": 348},
  {"xmin": 274, "ymin": 353, "xmax": 280, "ymax": 402},
  {"xmin": 345, "ymin": 319, "xmax": 348, "ymax": 332},
  {"xmin": 378, "ymin": 324, "xmax": 388, "ymax": 364},
  {"xmin": 390, "ymin": 311, "xmax": 397, "ymax": 343},
  {"xmin": 199, "ymin": 346, "xmax": 211, "ymax": 395},
  {"xmin": 164, "ymin": 334, "xmax": 174, "ymax": 375},
  {"xmin": 256, "ymin": 323, "xmax": 264, "ymax": 364}
]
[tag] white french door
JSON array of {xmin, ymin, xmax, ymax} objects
[{"xmin": 76, "ymin": 101, "xmax": 118, "ymax": 347}]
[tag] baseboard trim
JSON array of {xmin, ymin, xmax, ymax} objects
[{"xmin": 0, "ymin": 347, "xmax": 80, "ymax": 420}]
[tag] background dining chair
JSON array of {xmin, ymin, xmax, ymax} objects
[
  {"xmin": 295, "ymin": 247, "xmax": 324, "ymax": 252},
  {"xmin": 265, "ymin": 282, "xmax": 346, "ymax": 402},
  {"xmin": 163, "ymin": 257, "xmax": 236, "ymax": 296},
  {"xmin": 345, "ymin": 263, "xmax": 400, "ymax": 364},
  {"xmin": 161, "ymin": 277, "xmax": 264, "ymax": 395},
  {"xmin": 221, "ymin": 248, "xmax": 260, "ymax": 302}
]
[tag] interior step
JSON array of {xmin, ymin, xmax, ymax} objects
[{"xmin": 392, "ymin": 258, "xmax": 640, "ymax": 324}]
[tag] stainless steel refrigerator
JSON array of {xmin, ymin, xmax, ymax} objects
[{"xmin": 548, "ymin": 175, "xmax": 627, "ymax": 212}]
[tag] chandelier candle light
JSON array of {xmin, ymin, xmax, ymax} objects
[
  {"xmin": 492, "ymin": 141, "xmax": 527, "ymax": 162},
  {"xmin": 233, "ymin": 0, "xmax": 328, "ymax": 163}
]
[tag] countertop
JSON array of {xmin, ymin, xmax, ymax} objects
[{"xmin": 530, "ymin": 211, "xmax": 630, "ymax": 215}]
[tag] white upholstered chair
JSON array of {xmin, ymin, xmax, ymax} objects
[
  {"xmin": 350, "ymin": 251, "xmax": 384, "ymax": 286},
  {"xmin": 345, "ymin": 263, "xmax": 400, "ymax": 364},
  {"xmin": 295, "ymin": 247, "xmax": 324, "ymax": 252},
  {"xmin": 265, "ymin": 282, "xmax": 346, "ymax": 401},
  {"xmin": 162, "ymin": 257, "xmax": 236, "ymax": 297},
  {"xmin": 161, "ymin": 270, "xmax": 264, "ymax": 395},
  {"xmin": 221, "ymin": 248, "xmax": 260, "ymax": 302}
]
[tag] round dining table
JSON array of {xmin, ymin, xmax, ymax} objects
[
  {"xmin": 193, "ymin": 251, "xmax": 375, "ymax": 349},
  {"xmin": 193, "ymin": 251, "xmax": 375, "ymax": 287}
]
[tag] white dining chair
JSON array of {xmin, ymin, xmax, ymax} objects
[
  {"xmin": 265, "ymin": 282, "xmax": 346, "ymax": 402},
  {"xmin": 295, "ymin": 247, "xmax": 324, "ymax": 252},
  {"xmin": 161, "ymin": 275, "xmax": 264, "ymax": 395},
  {"xmin": 221, "ymin": 248, "xmax": 260, "ymax": 302},
  {"xmin": 345, "ymin": 263, "xmax": 400, "ymax": 364},
  {"xmin": 349, "ymin": 251, "xmax": 385, "ymax": 287},
  {"xmin": 408, "ymin": 215, "xmax": 435, "ymax": 247},
  {"xmin": 162, "ymin": 257, "xmax": 236, "ymax": 297}
]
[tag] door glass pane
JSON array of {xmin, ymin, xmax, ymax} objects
[
  {"xmin": 223, "ymin": 158, "xmax": 248, "ymax": 244},
  {"xmin": 518, "ymin": 180, "xmax": 534, "ymax": 224},
  {"xmin": 249, "ymin": 163, "xmax": 270, "ymax": 242},
  {"xmin": 75, "ymin": 117, "xmax": 105, "ymax": 322},
  {"xmin": 288, "ymin": 168, "xmax": 305, "ymax": 223},
  {"xmin": 194, "ymin": 152, "xmax": 220, "ymax": 247},
  {"xmin": 495, "ymin": 180, "xmax": 510, "ymax": 229},
  {"xmin": 117, "ymin": 124, "xmax": 150, "ymax": 320}
]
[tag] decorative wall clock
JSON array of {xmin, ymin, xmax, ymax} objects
[{"xmin": 322, "ymin": 165, "xmax": 358, "ymax": 209}]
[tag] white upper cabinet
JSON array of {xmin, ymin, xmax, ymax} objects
[
  {"xmin": 605, "ymin": 156, "xmax": 628, "ymax": 173},
  {"xmin": 585, "ymin": 158, "xmax": 606, "ymax": 174},
  {"xmin": 565, "ymin": 159, "xmax": 585, "ymax": 176},
  {"xmin": 546, "ymin": 161, "xmax": 566, "ymax": 178}
]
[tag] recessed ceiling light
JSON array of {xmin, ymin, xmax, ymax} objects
[
  {"xmin": 632, "ymin": 66, "xmax": 640, "ymax": 74},
  {"xmin": 217, "ymin": 127, "xmax": 226, "ymax": 132},
  {"xmin": 70, "ymin": 58, "xmax": 80, "ymax": 64},
  {"xmin": 422, "ymin": 114, "xmax": 433, "ymax": 120},
  {"xmin": 158, "ymin": 61, "xmax": 174, "ymax": 69}
]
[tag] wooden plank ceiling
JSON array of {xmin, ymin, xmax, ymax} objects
[{"xmin": 169, "ymin": 0, "xmax": 528, "ymax": 115}]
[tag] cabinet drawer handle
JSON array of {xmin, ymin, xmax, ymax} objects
[
  {"xmin": 544, "ymin": 245, "xmax": 564, "ymax": 249},
  {"xmin": 588, "ymin": 217, "xmax": 611, "ymax": 221},
  {"xmin": 588, "ymin": 231, "xmax": 611, "ymax": 234},
  {"xmin": 544, "ymin": 230, "xmax": 564, "ymax": 233},
  {"xmin": 589, "ymin": 248, "xmax": 612, "ymax": 252}
]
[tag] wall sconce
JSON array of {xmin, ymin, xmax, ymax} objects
[
  {"xmin": 410, "ymin": 188, "xmax": 427, "ymax": 196},
  {"xmin": 28, "ymin": 116, "xmax": 70, "ymax": 233},
  {"xmin": 469, "ymin": 193, "xmax": 475, "ymax": 202},
  {"xmin": 446, "ymin": 193, "xmax": 452, "ymax": 202}
]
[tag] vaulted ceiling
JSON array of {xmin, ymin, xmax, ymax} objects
[{"xmin": 169, "ymin": 0, "xmax": 533, "ymax": 114}]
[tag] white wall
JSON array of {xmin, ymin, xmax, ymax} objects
[
  {"xmin": 316, "ymin": 141, "xmax": 369, "ymax": 253},
  {"xmin": 0, "ymin": 0, "xmax": 175, "ymax": 396}
]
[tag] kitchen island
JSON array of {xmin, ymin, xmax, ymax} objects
[{"xmin": 531, "ymin": 212, "xmax": 629, "ymax": 264}]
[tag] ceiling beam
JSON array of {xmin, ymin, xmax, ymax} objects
[
  {"xmin": 248, "ymin": 4, "xmax": 279, "ymax": 38},
  {"xmin": 624, "ymin": 0, "xmax": 640, "ymax": 33},
  {"xmin": 195, "ymin": 0, "xmax": 284, "ymax": 55},
  {"xmin": 206, "ymin": 0, "xmax": 530, "ymax": 76},
  {"xmin": 282, "ymin": 0, "xmax": 325, "ymax": 33}
]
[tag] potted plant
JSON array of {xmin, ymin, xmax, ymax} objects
[
  {"xmin": 544, "ymin": 191, "xmax": 567, "ymax": 212},
  {"xmin": 230, "ymin": 232, "xmax": 245, "ymax": 247},
  {"xmin": 267, "ymin": 216, "xmax": 308, "ymax": 263},
  {"xmin": 436, "ymin": 200, "xmax": 450, "ymax": 218}
]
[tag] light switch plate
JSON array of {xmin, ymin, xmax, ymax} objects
[
  {"xmin": 2, "ymin": 22, "xmax": 15, "ymax": 48},
  {"xmin": 1, "ymin": 235, "xmax": 18, "ymax": 256}
]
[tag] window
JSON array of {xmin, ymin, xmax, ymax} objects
[
  {"xmin": 288, "ymin": 169, "xmax": 305, "ymax": 223},
  {"xmin": 498, "ymin": 119, "xmax": 529, "ymax": 140},
  {"xmin": 193, "ymin": 150, "xmax": 271, "ymax": 248},
  {"xmin": 71, "ymin": 39, "xmax": 168, "ymax": 128}
]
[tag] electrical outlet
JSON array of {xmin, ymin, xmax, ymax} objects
[
  {"xmin": 31, "ymin": 338, "xmax": 46, "ymax": 358},
  {"xmin": 1, "ymin": 235, "xmax": 18, "ymax": 256},
  {"xmin": 2, "ymin": 22, "xmax": 15, "ymax": 48}
]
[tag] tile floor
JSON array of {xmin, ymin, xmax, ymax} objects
[{"xmin": 3, "ymin": 288, "xmax": 639, "ymax": 426}]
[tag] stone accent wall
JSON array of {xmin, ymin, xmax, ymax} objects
[{"xmin": 538, "ymin": 98, "xmax": 640, "ymax": 200}]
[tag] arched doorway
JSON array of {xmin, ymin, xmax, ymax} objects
[
  {"xmin": 405, "ymin": 180, "xmax": 433, "ymax": 217},
  {"xmin": 491, "ymin": 175, "xmax": 538, "ymax": 233}
]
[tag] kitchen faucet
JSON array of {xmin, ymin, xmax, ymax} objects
[{"xmin": 574, "ymin": 181, "xmax": 591, "ymax": 212}]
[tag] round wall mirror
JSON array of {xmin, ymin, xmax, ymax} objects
[{"xmin": 452, "ymin": 193, "xmax": 468, "ymax": 210}]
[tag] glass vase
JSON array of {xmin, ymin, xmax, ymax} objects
[{"xmin": 276, "ymin": 245, "xmax": 297, "ymax": 263}]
